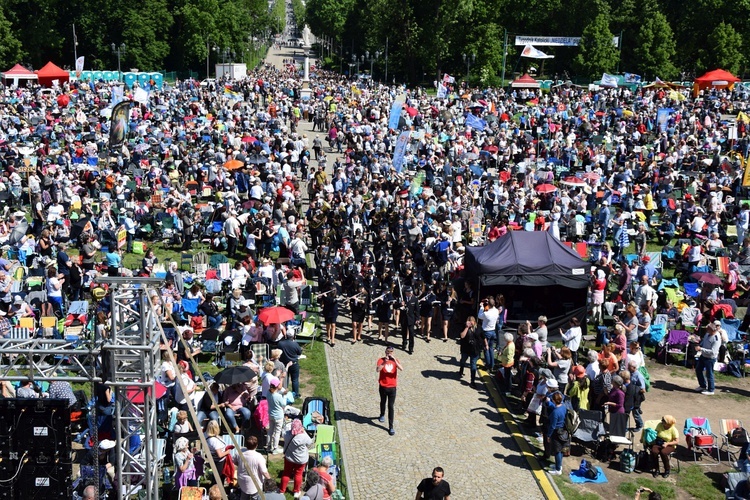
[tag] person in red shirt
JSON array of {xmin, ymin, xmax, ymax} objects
[{"xmin": 376, "ymin": 345, "xmax": 403, "ymax": 436}]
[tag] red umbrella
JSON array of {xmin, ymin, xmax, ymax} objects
[
  {"xmin": 405, "ymin": 106, "xmax": 418, "ymax": 117},
  {"xmin": 582, "ymin": 172, "xmax": 600, "ymax": 181},
  {"xmin": 241, "ymin": 136, "xmax": 258, "ymax": 143},
  {"xmin": 57, "ymin": 94, "xmax": 70, "ymax": 107},
  {"xmin": 560, "ymin": 176, "xmax": 586, "ymax": 187},
  {"xmin": 126, "ymin": 382, "xmax": 167, "ymax": 404},
  {"xmin": 483, "ymin": 145, "xmax": 499, "ymax": 153},
  {"xmin": 535, "ymin": 184, "xmax": 557, "ymax": 194},
  {"xmin": 257, "ymin": 306, "xmax": 295, "ymax": 325}
]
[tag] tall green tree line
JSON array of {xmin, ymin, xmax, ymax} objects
[
  {"xmin": 0, "ymin": 0, "xmax": 276, "ymax": 74},
  {"xmin": 306, "ymin": 0, "xmax": 749, "ymax": 83}
]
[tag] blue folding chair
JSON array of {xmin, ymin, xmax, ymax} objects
[
  {"xmin": 648, "ymin": 323, "xmax": 667, "ymax": 346},
  {"xmin": 720, "ymin": 318, "xmax": 743, "ymax": 342},
  {"xmin": 182, "ymin": 298, "xmax": 200, "ymax": 316},
  {"xmin": 684, "ymin": 283, "xmax": 700, "ymax": 298}
]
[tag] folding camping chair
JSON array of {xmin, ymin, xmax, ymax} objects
[
  {"xmin": 178, "ymin": 487, "xmax": 206, "ymax": 500},
  {"xmin": 180, "ymin": 252, "xmax": 193, "ymax": 271},
  {"xmin": 642, "ymin": 420, "xmax": 680, "ymax": 474},
  {"xmin": 661, "ymin": 330, "xmax": 690, "ymax": 365},
  {"xmin": 297, "ymin": 314, "xmax": 319, "ymax": 346},
  {"xmin": 572, "ymin": 409, "xmax": 606, "ymax": 456},
  {"xmin": 221, "ymin": 434, "xmax": 244, "ymax": 461},
  {"xmin": 309, "ymin": 424, "xmax": 336, "ymax": 460},
  {"xmin": 720, "ymin": 419, "xmax": 747, "ymax": 463},
  {"xmin": 684, "ymin": 417, "xmax": 720, "ymax": 464}
]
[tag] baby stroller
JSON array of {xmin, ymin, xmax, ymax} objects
[{"xmin": 302, "ymin": 397, "xmax": 331, "ymax": 436}]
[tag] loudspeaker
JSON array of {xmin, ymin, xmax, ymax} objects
[{"xmin": 0, "ymin": 399, "xmax": 72, "ymax": 499}]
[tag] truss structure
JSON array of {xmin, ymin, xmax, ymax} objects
[{"xmin": 0, "ymin": 276, "xmax": 166, "ymax": 499}]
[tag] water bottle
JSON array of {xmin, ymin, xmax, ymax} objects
[{"xmin": 163, "ymin": 466, "xmax": 171, "ymax": 484}]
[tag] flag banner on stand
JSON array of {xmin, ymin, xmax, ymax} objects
[
  {"xmin": 437, "ymin": 83, "xmax": 447, "ymax": 98},
  {"xmin": 601, "ymin": 73, "xmax": 619, "ymax": 87},
  {"xmin": 521, "ymin": 44, "xmax": 554, "ymax": 59},
  {"xmin": 656, "ymin": 108, "xmax": 673, "ymax": 132},
  {"xmin": 392, "ymin": 130, "xmax": 411, "ymax": 173},
  {"xmin": 109, "ymin": 100, "xmax": 132, "ymax": 150},
  {"xmin": 443, "ymin": 73, "xmax": 455, "ymax": 84},
  {"xmin": 75, "ymin": 56, "xmax": 84, "ymax": 78},
  {"xmin": 388, "ymin": 101, "xmax": 403, "ymax": 130}
]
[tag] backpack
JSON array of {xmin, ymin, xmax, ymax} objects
[
  {"xmin": 565, "ymin": 406, "xmax": 581, "ymax": 435},
  {"xmin": 620, "ymin": 449, "xmax": 636, "ymax": 473},
  {"xmin": 730, "ymin": 427, "xmax": 749, "ymax": 446},
  {"xmin": 579, "ymin": 459, "xmax": 599, "ymax": 480},
  {"xmin": 635, "ymin": 449, "xmax": 652, "ymax": 472},
  {"xmin": 727, "ymin": 360, "xmax": 744, "ymax": 378}
]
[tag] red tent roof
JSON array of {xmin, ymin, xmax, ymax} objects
[
  {"xmin": 694, "ymin": 69, "xmax": 740, "ymax": 84},
  {"xmin": 2, "ymin": 64, "xmax": 36, "ymax": 78},
  {"xmin": 36, "ymin": 61, "xmax": 70, "ymax": 86},
  {"xmin": 510, "ymin": 73, "xmax": 541, "ymax": 88}
]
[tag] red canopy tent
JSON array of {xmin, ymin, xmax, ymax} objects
[
  {"xmin": 693, "ymin": 69, "xmax": 741, "ymax": 96},
  {"xmin": 36, "ymin": 61, "xmax": 70, "ymax": 87},
  {"xmin": 1, "ymin": 64, "xmax": 37, "ymax": 85},
  {"xmin": 510, "ymin": 73, "xmax": 541, "ymax": 89}
]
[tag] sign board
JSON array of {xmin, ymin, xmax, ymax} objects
[
  {"xmin": 728, "ymin": 125, "xmax": 738, "ymax": 140},
  {"xmin": 117, "ymin": 226, "xmax": 127, "ymax": 249},
  {"xmin": 470, "ymin": 217, "xmax": 482, "ymax": 242},
  {"xmin": 515, "ymin": 36, "xmax": 619, "ymax": 47}
]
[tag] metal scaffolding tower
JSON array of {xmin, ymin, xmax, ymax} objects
[{"xmin": 0, "ymin": 276, "xmax": 166, "ymax": 499}]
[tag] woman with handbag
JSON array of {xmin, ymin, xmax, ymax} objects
[
  {"xmin": 546, "ymin": 392, "xmax": 569, "ymax": 476},
  {"xmin": 279, "ymin": 419, "xmax": 313, "ymax": 497},
  {"xmin": 648, "ymin": 415, "xmax": 679, "ymax": 478}
]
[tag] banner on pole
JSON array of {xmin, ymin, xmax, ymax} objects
[
  {"xmin": 392, "ymin": 130, "xmax": 411, "ymax": 173},
  {"xmin": 521, "ymin": 44, "xmax": 554, "ymax": 59},
  {"xmin": 109, "ymin": 100, "xmax": 131, "ymax": 150},
  {"xmin": 600, "ymin": 73, "xmax": 619, "ymax": 87},
  {"xmin": 75, "ymin": 56, "xmax": 84, "ymax": 79},
  {"xmin": 656, "ymin": 108, "xmax": 673, "ymax": 132}
]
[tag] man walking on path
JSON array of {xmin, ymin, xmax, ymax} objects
[
  {"xmin": 377, "ymin": 345, "xmax": 402, "ymax": 436},
  {"xmin": 415, "ymin": 467, "xmax": 451, "ymax": 500}
]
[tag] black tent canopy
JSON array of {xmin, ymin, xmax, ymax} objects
[{"xmin": 464, "ymin": 231, "xmax": 591, "ymax": 330}]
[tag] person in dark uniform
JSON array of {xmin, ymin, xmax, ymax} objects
[
  {"xmin": 418, "ymin": 283, "xmax": 437, "ymax": 342},
  {"xmin": 375, "ymin": 285, "xmax": 396, "ymax": 342},
  {"xmin": 437, "ymin": 282, "xmax": 457, "ymax": 342},
  {"xmin": 321, "ymin": 282, "xmax": 340, "ymax": 346},
  {"xmin": 400, "ymin": 286, "xmax": 419, "ymax": 354},
  {"xmin": 349, "ymin": 285, "xmax": 368, "ymax": 343}
]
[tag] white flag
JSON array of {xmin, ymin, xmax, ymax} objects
[
  {"xmin": 601, "ymin": 73, "xmax": 619, "ymax": 87},
  {"xmin": 75, "ymin": 56, "xmax": 85, "ymax": 74},
  {"xmin": 133, "ymin": 87, "xmax": 149, "ymax": 105},
  {"xmin": 520, "ymin": 44, "xmax": 554, "ymax": 59},
  {"xmin": 437, "ymin": 83, "xmax": 447, "ymax": 98}
]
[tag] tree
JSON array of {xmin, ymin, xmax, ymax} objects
[
  {"xmin": 574, "ymin": 13, "xmax": 619, "ymax": 78},
  {"xmin": 0, "ymin": 7, "xmax": 23, "ymax": 68},
  {"xmin": 633, "ymin": 9, "xmax": 677, "ymax": 79},
  {"xmin": 703, "ymin": 21, "xmax": 744, "ymax": 74},
  {"xmin": 306, "ymin": 0, "xmax": 355, "ymax": 41}
]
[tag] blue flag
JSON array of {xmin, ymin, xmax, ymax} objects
[
  {"xmin": 465, "ymin": 113, "xmax": 486, "ymax": 131},
  {"xmin": 656, "ymin": 108, "xmax": 673, "ymax": 132},
  {"xmin": 388, "ymin": 101, "xmax": 403, "ymax": 130},
  {"xmin": 392, "ymin": 131, "xmax": 411, "ymax": 173}
]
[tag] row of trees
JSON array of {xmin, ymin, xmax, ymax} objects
[
  {"xmin": 306, "ymin": 0, "xmax": 750, "ymax": 83},
  {"xmin": 0, "ymin": 0, "xmax": 284, "ymax": 75}
]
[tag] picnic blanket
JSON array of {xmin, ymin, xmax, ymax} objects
[{"xmin": 568, "ymin": 466, "xmax": 608, "ymax": 484}]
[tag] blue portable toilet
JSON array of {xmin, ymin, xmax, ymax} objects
[
  {"xmin": 137, "ymin": 73, "xmax": 149, "ymax": 86},
  {"xmin": 148, "ymin": 72, "xmax": 163, "ymax": 90},
  {"xmin": 79, "ymin": 71, "xmax": 92, "ymax": 82},
  {"xmin": 102, "ymin": 71, "xmax": 116, "ymax": 81},
  {"xmin": 123, "ymin": 72, "xmax": 137, "ymax": 87},
  {"xmin": 92, "ymin": 71, "xmax": 104, "ymax": 81}
]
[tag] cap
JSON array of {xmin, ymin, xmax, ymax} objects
[
  {"xmin": 713, "ymin": 320, "xmax": 722, "ymax": 326},
  {"xmin": 385, "ymin": 345, "xmax": 394, "ymax": 352},
  {"xmin": 13, "ymin": 296, "xmax": 22, "ymax": 304},
  {"xmin": 538, "ymin": 368, "xmax": 554, "ymax": 380},
  {"xmin": 571, "ymin": 365, "xmax": 586, "ymax": 379},
  {"xmin": 100, "ymin": 439, "xmax": 116, "ymax": 450},
  {"xmin": 403, "ymin": 286, "xmax": 413, "ymax": 294},
  {"xmin": 269, "ymin": 377, "xmax": 281, "ymax": 388},
  {"xmin": 546, "ymin": 379, "xmax": 559, "ymax": 389}
]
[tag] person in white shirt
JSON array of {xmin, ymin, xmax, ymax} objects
[
  {"xmin": 560, "ymin": 317, "xmax": 582, "ymax": 365},
  {"xmin": 477, "ymin": 297, "xmax": 500, "ymax": 372},
  {"xmin": 235, "ymin": 436, "xmax": 271, "ymax": 498}
]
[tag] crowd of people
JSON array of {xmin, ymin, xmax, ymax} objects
[{"xmin": 2, "ymin": 30, "xmax": 750, "ymax": 497}]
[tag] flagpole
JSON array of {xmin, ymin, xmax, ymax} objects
[
  {"xmin": 73, "ymin": 23, "xmax": 78, "ymax": 66},
  {"xmin": 501, "ymin": 29, "xmax": 508, "ymax": 86}
]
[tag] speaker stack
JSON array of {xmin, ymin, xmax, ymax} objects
[{"xmin": 0, "ymin": 398, "xmax": 72, "ymax": 499}]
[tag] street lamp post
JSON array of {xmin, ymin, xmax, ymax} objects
[
  {"xmin": 462, "ymin": 52, "xmax": 476, "ymax": 82},
  {"xmin": 206, "ymin": 36, "xmax": 211, "ymax": 79},
  {"xmin": 365, "ymin": 50, "xmax": 380, "ymax": 80},
  {"xmin": 111, "ymin": 43, "xmax": 126, "ymax": 79}
]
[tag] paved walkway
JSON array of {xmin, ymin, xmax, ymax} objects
[
  {"xmin": 264, "ymin": 43, "xmax": 545, "ymax": 500},
  {"xmin": 325, "ymin": 334, "xmax": 545, "ymax": 499}
]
